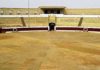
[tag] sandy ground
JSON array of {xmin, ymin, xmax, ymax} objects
[{"xmin": 0, "ymin": 32, "xmax": 100, "ymax": 70}]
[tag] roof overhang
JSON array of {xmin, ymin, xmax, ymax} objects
[{"xmin": 39, "ymin": 6, "xmax": 66, "ymax": 9}]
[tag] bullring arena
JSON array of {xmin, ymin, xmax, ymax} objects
[{"xmin": 0, "ymin": 6, "xmax": 100, "ymax": 70}]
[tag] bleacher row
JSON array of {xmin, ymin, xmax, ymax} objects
[{"xmin": 0, "ymin": 15, "xmax": 100, "ymax": 27}]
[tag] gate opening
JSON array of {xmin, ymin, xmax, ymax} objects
[{"xmin": 49, "ymin": 22, "xmax": 56, "ymax": 31}]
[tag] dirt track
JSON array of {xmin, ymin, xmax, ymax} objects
[{"xmin": 0, "ymin": 32, "xmax": 100, "ymax": 70}]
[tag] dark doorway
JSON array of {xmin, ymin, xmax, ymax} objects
[
  {"xmin": 49, "ymin": 22, "xmax": 56, "ymax": 31},
  {"xmin": 57, "ymin": 10, "xmax": 60, "ymax": 14},
  {"xmin": 43, "ymin": 9, "xmax": 63, "ymax": 14},
  {"xmin": 44, "ymin": 10, "xmax": 47, "ymax": 14},
  {"xmin": 51, "ymin": 10, "xmax": 54, "ymax": 13}
]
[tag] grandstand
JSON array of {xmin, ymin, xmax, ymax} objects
[
  {"xmin": 0, "ymin": 15, "xmax": 48, "ymax": 27},
  {"xmin": 0, "ymin": 6, "xmax": 100, "ymax": 32},
  {"xmin": 0, "ymin": 15, "xmax": 100, "ymax": 27},
  {"xmin": 1, "ymin": 7, "xmax": 100, "ymax": 15}
]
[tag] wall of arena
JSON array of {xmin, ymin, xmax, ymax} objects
[{"xmin": 0, "ymin": 16, "xmax": 100, "ymax": 27}]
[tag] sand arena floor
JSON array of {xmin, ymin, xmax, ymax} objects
[{"xmin": 0, "ymin": 32, "xmax": 100, "ymax": 70}]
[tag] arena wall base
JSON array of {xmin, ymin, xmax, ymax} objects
[{"xmin": 0, "ymin": 26, "xmax": 100, "ymax": 33}]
